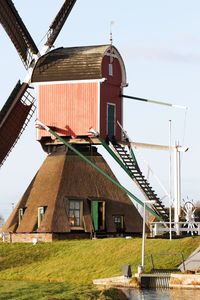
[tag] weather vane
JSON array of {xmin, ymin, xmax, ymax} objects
[{"xmin": 109, "ymin": 20, "xmax": 115, "ymax": 45}]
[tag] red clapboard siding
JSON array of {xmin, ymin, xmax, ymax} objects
[{"xmin": 37, "ymin": 82, "xmax": 99, "ymax": 139}]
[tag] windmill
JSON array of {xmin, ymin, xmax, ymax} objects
[{"xmin": 0, "ymin": 0, "xmax": 151, "ymax": 242}]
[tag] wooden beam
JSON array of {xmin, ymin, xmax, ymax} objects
[{"xmin": 130, "ymin": 141, "xmax": 175, "ymax": 151}]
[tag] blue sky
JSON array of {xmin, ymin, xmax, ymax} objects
[{"xmin": 0, "ymin": 0, "xmax": 200, "ymax": 219}]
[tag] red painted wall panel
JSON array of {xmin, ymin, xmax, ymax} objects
[
  {"xmin": 100, "ymin": 56, "xmax": 123, "ymax": 141},
  {"xmin": 37, "ymin": 82, "xmax": 99, "ymax": 140}
]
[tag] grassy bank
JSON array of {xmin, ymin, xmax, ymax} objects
[
  {"xmin": 0, "ymin": 237, "xmax": 199, "ymax": 299},
  {"xmin": 0, "ymin": 281, "xmax": 98, "ymax": 300}
]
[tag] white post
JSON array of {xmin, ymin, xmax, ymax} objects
[
  {"xmin": 141, "ymin": 202, "xmax": 146, "ymax": 270},
  {"xmin": 141, "ymin": 200, "xmax": 156, "ymax": 272},
  {"xmin": 198, "ymin": 224, "xmax": 200, "ymax": 236},
  {"xmin": 174, "ymin": 145, "xmax": 181, "ymax": 235},
  {"xmin": 154, "ymin": 223, "xmax": 158, "ymax": 236},
  {"xmin": 169, "ymin": 120, "xmax": 172, "ymax": 240}
]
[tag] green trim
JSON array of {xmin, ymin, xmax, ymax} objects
[
  {"xmin": 95, "ymin": 136, "xmax": 162, "ymax": 221},
  {"xmin": 45, "ymin": 127, "xmax": 161, "ymax": 220},
  {"xmin": 92, "ymin": 201, "xmax": 99, "ymax": 231},
  {"xmin": 129, "ymin": 147, "xmax": 138, "ymax": 165},
  {"xmin": 97, "ymin": 136, "xmax": 133, "ymax": 178}
]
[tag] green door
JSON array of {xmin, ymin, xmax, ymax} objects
[
  {"xmin": 92, "ymin": 201, "xmax": 99, "ymax": 231},
  {"xmin": 107, "ymin": 104, "xmax": 115, "ymax": 138}
]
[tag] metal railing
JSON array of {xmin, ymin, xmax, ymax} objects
[{"xmin": 151, "ymin": 221, "xmax": 200, "ymax": 236}]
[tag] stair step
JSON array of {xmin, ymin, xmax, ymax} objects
[
  {"xmin": 155, "ymin": 207, "xmax": 166, "ymax": 211},
  {"xmin": 156, "ymin": 201, "xmax": 165, "ymax": 206},
  {"xmin": 155, "ymin": 208, "xmax": 166, "ymax": 212},
  {"xmin": 123, "ymin": 159, "xmax": 132, "ymax": 162},
  {"xmin": 141, "ymin": 189, "xmax": 155, "ymax": 194},
  {"xmin": 143, "ymin": 188, "xmax": 155, "ymax": 193},
  {"xmin": 143, "ymin": 190, "xmax": 156, "ymax": 195},
  {"xmin": 128, "ymin": 166, "xmax": 137, "ymax": 169},
  {"xmin": 139, "ymin": 183, "xmax": 151, "ymax": 188},
  {"xmin": 154, "ymin": 203, "xmax": 164, "ymax": 207}
]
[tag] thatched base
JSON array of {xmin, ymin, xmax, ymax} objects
[{"xmin": 3, "ymin": 146, "xmax": 143, "ymax": 239}]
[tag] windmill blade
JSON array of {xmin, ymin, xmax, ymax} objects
[
  {"xmin": 45, "ymin": 0, "xmax": 77, "ymax": 48},
  {"xmin": 0, "ymin": 81, "xmax": 36, "ymax": 167},
  {"xmin": 0, "ymin": 0, "xmax": 39, "ymax": 69}
]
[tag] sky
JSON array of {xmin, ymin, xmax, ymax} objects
[{"xmin": 0, "ymin": 0, "xmax": 200, "ymax": 220}]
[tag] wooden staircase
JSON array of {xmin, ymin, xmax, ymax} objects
[{"xmin": 112, "ymin": 142, "xmax": 169, "ymax": 221}]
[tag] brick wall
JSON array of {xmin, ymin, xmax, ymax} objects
[
  {"xmin": 5, "ymin": 232, "xmax": 91, "ymax": 243},
  {"xmin": 10, "ymin": 233, "xmax": 53, "ymax": 243}
]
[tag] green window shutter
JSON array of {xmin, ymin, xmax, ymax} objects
[
  {"xmin": 107, "ymin": 104, "xmax": 115, "ymax": 138},
  {"xmin": 92, "ymin": 201, "xmax": 99, "ymax": 231}
]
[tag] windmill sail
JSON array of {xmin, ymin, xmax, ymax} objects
[
  {"xmin": 0, "ymin": 1, "xmax": 77, "ymax": 167},
  {"xmin": 0, "ymin": 0, "xmax": 39, "ymax": 69},
  {"xmin": 45, "ymin": 0, "xmax": 77, "ymax": 47},
  {"xmin": 0, "ymin": 82, "xmax": 36, "ymax": 167}
]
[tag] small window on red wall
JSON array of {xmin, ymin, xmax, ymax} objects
[{"xmin": 109, "ymin": 63, "xmax": 113, "ymax": 76}]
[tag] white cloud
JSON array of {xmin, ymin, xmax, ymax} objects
[{"xmin": 124, "ymin": 45, "xmax": 200, "ymax": 64}]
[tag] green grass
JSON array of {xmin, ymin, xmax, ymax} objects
[
  {"xmin": 0, "ymin": 237, "xmax": 199, "ymax": 299},
  {"xmin": 0, "ymin": 281, "xmax": 99, "ymax": 300}
]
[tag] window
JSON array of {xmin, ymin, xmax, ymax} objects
[
  {"xmin": 109, "ymin": 63, "xmax": 113, "ymax": 76},
  {"xmin": 18, "ymin": 208, "xmax": 25, "ymax": 225},
  {"xmin": 69, "ymin": 200, "xmax": 83, "ymax": 227},
  {"xmin": 113, "ymin": 215, "xmax": 124, "ymax": 232},
  {"xmin": 38, "ymin": 206, "xmax": 46, "ymax": 228}
]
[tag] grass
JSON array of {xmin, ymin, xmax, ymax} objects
[
  {"xmin": 0, "ymin": 237, "xmax": 199, "ymax": 299},
  {"xmin": 0, "ymin": 281, "xmax": 99, "ymax": 300}
]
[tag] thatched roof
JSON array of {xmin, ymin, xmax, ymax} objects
[
  {"xmin": 3, "ymin": 148, "xmax": 143, "ymax": 234},
  {"xmin": 31, "ymin": 45, "xmax": 125, "ymax": 83}
]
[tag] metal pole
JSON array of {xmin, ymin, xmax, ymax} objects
[
  {"xmin": 169, "ymin": 120, "xmax": 172, "ymax": 240},
  {"xmin": 121, "ymin": 94, "xmax": 187, "ymax": 110},
  {"xmin": 141, "ymin": 200, "xmax": 155, "ymax": 271},
  {"xmin": 177, "ymin": 149, "xmax": 181, "ymax": 235},
  {"xmin": 141, "ymin": 202, "xmax": 146, "ymax": 270},
  {"xmin": 177, "ymin": 150, "xmax": 181, "ymax": 217},
  {"xmin": 174, "ymin": 145, "xmax": 181, "ymax": 235}
]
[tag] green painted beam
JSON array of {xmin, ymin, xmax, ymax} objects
[
  {"xmin": 97, "ymin": 136, "xmax": 133, "ymax": 178},
  {"xmin": 37, "ymin": 121, "xmax": 162, "ymax": 220},
  {"xmin": 95, "ymin": 135, "xmax": 162, "ymax": 221}
]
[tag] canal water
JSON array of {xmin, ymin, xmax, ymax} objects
[{"xmin": 124, "ymin": 288, "xmax": 200, "ymax": 299}]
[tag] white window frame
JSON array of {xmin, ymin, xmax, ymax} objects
[
  {"xmin": 18, "ymin": 208, "xmax": 25, "ymax": 225},
  {"xmin": 108, "ymin": 63, "xmax": 113, "ymax": 76},
  {"xmin": 68, "ymin": 199, "xmax": 83, "ymax": 229},
  {"xmin": 38, "ymin": 206, "xmax": 46, "ymax": 228}
]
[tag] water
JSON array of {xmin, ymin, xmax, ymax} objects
[{"xmin": 123, "ymin": 288, "xmax": 200, "ymax": 300}]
